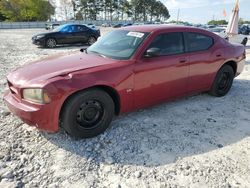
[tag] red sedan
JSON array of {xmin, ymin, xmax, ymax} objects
[{"xmin": 4, "ymin": 25, "xmax": 246, "ymax": 138}]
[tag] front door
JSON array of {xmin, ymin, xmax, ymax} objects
[{"xmin": 134, "ymin": 32, "xmax": 189, "ymax": 109}]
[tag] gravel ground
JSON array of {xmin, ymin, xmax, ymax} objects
[{"xmin": 0, "ymin": 28, "xmax": 250, "ymax": 188}]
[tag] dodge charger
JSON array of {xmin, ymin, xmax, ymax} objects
[{"xmin": 4, "ymin": 25, "xmax": 246, "ymax": 138}]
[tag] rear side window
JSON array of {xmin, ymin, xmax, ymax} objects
[
  {"xmin": 186, "ymin": 32, "xmax": 213, "ymax": 52},
  {"xmin": 77, "ymin": 25, "xmax": 89, "ymax": 32},
  {"xmin": 148, "ymin": 32, "xmax": 184, "ymax": 56}
]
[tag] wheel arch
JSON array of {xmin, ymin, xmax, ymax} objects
[
  {"xmin": 59, "ymin": 85, "xmax": 121, "ymax": 122},
  {"xmin": 223, "ymin": 60, "xmax": 237, "ymax": 76}
]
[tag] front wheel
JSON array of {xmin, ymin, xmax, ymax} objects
[
  {"xmin": 46, "ymin": 38, "xmax": 57, "ymax": 48},
  {"xmin": 61, "ymin": 89, "xmax": 115, "ymax": 139},
  {"xmin": 209, "ymin": 65, "xmax": 234, "ymax": 97}
]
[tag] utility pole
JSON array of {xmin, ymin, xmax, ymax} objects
[
  {"xmin": 177, "ymin": 8, "xmax": 180, "ymax": 24},
  {"xmin": 72, "ymin": 0, "xmax": 76, "ymax": 20}
]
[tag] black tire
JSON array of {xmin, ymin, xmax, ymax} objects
[
  {"xmin": 209, "ymin": 65, "xmax": 235, "ymax": 97},
  {"xmin": 241, "ymin": 38, "xmax": 248, "ymax": 46},
  {"xmin": 61, "ymin": 89, "xmax": 115, "ymax": 139},
  {"xmin": 46, "ymin": 38, "xmax": 57, "ymax": 48},
  {"xmin": 88, "ymin": 36, "xmax": 96, "ymax": 45}
]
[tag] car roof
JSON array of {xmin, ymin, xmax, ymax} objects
[
  {"xmin": 61, "ymin": 23, "xmax": 86, "ymax": 27},
  {"xmin": 121, "ymin": 24, "xmax": 208, "ymax": 33}
]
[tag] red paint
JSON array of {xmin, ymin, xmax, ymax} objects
[{"xmin": 3, "ymin": 25, "xmax": 246, "ymax": 132}]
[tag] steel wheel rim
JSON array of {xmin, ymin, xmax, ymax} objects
[{"xmin": 76, "ymin": 100, "xmax": 104, "ymax": 129}]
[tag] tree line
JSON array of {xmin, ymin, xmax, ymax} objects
[
  {"xmin": 207, "ymin": 18, "xmax": 250, "ymax": 26},
  {"xmin": 0, "ymin": 0, "xmax": 54, "ymax": 22},
  {"xmin": 74, "ymin": 0, "xmax": 170, "ymax": 22},
  {"xmin": 0, "ymin": 0, "xmax": 170, "ymax": 22}
]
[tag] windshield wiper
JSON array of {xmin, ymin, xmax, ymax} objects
[
  {"xmin": 88, "ymin": 50, "xmax": 107, "ymax": 58},
  {"xmin": 80, "ymin": 48, "xmax": 88, "ymax": 53}
]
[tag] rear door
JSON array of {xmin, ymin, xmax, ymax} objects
[
  {"xmin": 184, "ymin": 32, "xmax": 223, "ymax": 92},
  {"xmin": 134, "ymin": 32, "xmax": 189, "ymax": 109},
  {"xmin": 71, "ymin": 25, "xmax": 89, "ymax": 43}
]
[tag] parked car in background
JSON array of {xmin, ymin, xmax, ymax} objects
[
  {"xmin": 208, "ymin": 27, "xmax": 226, "ymax": 35},
  {"xmin": 133, "ymin": 22, "xmax": 144, "ymax": 25},
  {"xmin": 209, "ymin": 27, "xmax": 248, "ymax": 46},
  {"xmin": 218, "ymin": 31, "xmax": 248, "ymax": 46},
  {"xmin": 101, "ymin": 23, "xmax": 111, "ymax": 27},
  {"xmin": 207, "ymin": 25, "xmax": 216, "ymax": 29},
  {"xmin": 113, "ymin": 23, "xmax": 123, "ymax": 28},
  {"xmin": 123, "ymin": 23, "xmax": 133, "ymax": 27},
  {"xmin": 4, "ymin": 25, "xmax": 246, "ymax": 138},
  {"xmin": 45, "ymin": 23, "xmax": 60, "ymax": 30},
  {"xmin": 32, "ymin": 24, "xmax": 100, "ymax": 48},
  {"xmin": 239, "ymin": 24, "xmax": 250, "ymax": 35},
  {"xmin": 144, "ymin": 21, "xmax": 154, "ymax": 25},
  {"xmin": 87, "ymin": 23, "xmax": 97, "ymax": 29},
  {"xmin": 226, "ymin": 33, "xmax": 248, "ymax": 46}
]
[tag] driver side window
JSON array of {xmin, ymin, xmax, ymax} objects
[
  {"xmin": 77, "ymin": 25, "xmax": 89, "ymax": 32},
  {"xmin": 148, "ymin": 32, "xmax": 185, "ymax": 56},
  {"xmin": 61, "ymin": 25, "xmax": 76, "ymax": 33}
]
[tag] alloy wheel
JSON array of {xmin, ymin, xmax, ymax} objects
[{"xmin": 46, "ymin": 38, "xmax": 56, "ymax": 48}]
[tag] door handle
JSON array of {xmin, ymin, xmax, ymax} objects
[{"xmin": 216, "ymin": 54, "xmax": 222, "ymax": 57}]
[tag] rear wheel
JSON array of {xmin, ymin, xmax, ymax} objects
[
  {"xmin": 46, "ymin": 38, "xmax": 57, "ymax": 48},
  {"xmin": 88, "ymin": 36, "xmax": 96, "ymax": 45},
  {"xmin": 209, "ymin": 65, "xmax": 234, "ymax": 97},
  {"xmin": 241, "ymin": 37, "xmax": 248, "ymax": 46},
  {"xmin": 61, "ymin": 89, "xmax": 114, "ymax": 139}
]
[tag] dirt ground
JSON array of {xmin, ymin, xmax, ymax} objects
[{"xmin": 0, "ymin": 28, "xmax": 250, "ymax": 188}]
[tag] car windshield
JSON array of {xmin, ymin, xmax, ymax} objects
[
  {"xmin": 53, "ymin": 25, "xmax": 68, "ymax": 32},
  {"xmin": 87, "ymin": 30, "xmax": 149, "ymax": 60}
]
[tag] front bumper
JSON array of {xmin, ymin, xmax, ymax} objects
[
  {"xmin": 32, "ymin": 37, "xmax": 46, "ymax": 46},
  {"xmin": 3, "ymin": 90, "xmax": 59, "ymax": 132}
]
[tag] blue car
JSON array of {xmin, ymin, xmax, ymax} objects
[{"xmin": 32, "ymin": 24, "xmax": 101, "ymax": 48}]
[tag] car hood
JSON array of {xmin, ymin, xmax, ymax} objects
[
  {"xmin": 32, "ymin": 32, "xmax": 58, "ymax": 38},
  {"xmin": 8, "ymin": 52, "xmax": 118, "ymax": 87}
]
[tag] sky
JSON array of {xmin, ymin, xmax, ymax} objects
[
  {"xmin": 53, "ymin": 0, "xmax": 250, "ymax": 24},
  {"xmin": 163, "ymin": 0, "xmax": 250, "ymax": 23}
]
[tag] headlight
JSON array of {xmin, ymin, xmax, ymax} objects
[
  {"xmin": 22, "ymin": 89, "xmax": 51, "ymax": 104},
  {"xmin": 36, "ymin": 35, "xmax": 45, "ymax": 39}
]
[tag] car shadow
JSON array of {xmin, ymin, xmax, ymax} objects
[{"xmin": 42, "ymin": 76, "xmax": 250, "ymax": 167}]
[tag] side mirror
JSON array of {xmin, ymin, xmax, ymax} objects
[{"xmin": 144, "ymin": 48, "xmax": 161, "ymax": 57}]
